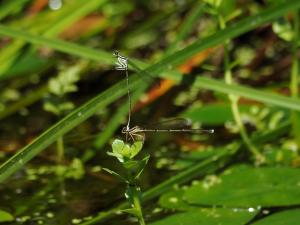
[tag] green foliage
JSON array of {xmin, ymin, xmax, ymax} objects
[
  {"xmin": 108, "ymin": 139, "xmax": 144, "ymax": 163},
  {"xmin": 0, "ymin": 210, "xmax": 14, "ymax": 223},
  {"xmin": 184, "ymin": 165, "xmax": 300, "ymax": 207},
  {"xmin": 251, "ymin": 209, "xmax": 300, "ymax": 225},
  {"xmin": 149, "ymin": 208, "xmax": 256, "ymax": 225},
  {"xmin": 272, "ymin": 18, "xmax": 294, "ymax": 42},
  {"xmin": 0, "ymin": 1, "xmax": 300, "ymax": 225},
  {"xmin": 43, "ymin": 62, "xmax": 83, "ymax": 116}
]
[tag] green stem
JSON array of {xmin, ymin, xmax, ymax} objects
[
  {"xmin": 56, "ymin": 136, "xmax": 65, "ymax": 164},
  {"xmin": 290, "ymin": 11, "xmax": 299, "ymax": 99},
  {"xmin": 290, "ymin": 10, "xmax": 300, "ymax": 147},
  {"xmin": 132, "ymin": 186, "xmax": 146, "ymax": 225},
  {"xmin": 218, "ymin": 15, "xmax": 264, "ymax": 162}
]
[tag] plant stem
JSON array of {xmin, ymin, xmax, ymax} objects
[
  {"xmin": 218, "ymin": 15, "xmax": 264, "ymax": 162},
  {"xmin": 132, "ymin": 185, "xmax": 146, "ymax": 225},
  {"xmin": 56, "ymin": 136, "xmax": 64, "ymax": 164},
  {"xmin": 290, "ymin": 10, "xmax": 300, "ymax": 147},
  {"xmin": 290, "ymin": 11, "xmax": 299, "ymax": 99}
]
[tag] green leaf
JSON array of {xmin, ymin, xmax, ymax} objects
[
  {"xmin": 159, "ymin": 189, "xmax": 195, "ymax": 211},
  {"xmin": 111, "ymin": 139, "xmax": 126, "ymax": 154},
  {"xmin": 0, "ymin": 210, "xmax": 14, "ymax": 222},
  {"xmin": 109, "ymin": 139, "xmax": 144, "ymax": 162},
  {"xmin": 130, "ymin": 141, "xmax": 144, "ymax": 159},
  {"xmin": 119, "ymin": 208, "xmax": 138, "ymax": 216},
  {"xmin": 195, "ymin": 77, "xmax": 300, "ymax": 112},
  {"xmin": 65, "ymin": 158, "xmax": 85, "ymax": 180},
  {"xmin": 149, "ymin": 208, "xmax": 256, "ymax": 225},
  {"xmin": 251, "ymin": 209, "xmax": 300, "ymax": 225},
  {"xmin": 184, "ymin": 165, "xmax": 300, "ymax": 207},
  {"xmin": 102, "ymin": 168, "xmax": 126, "ymax": 182},
  {"xmin": 122, "ymin": 155, "xmax": 150, "ymax": 179},
  {"xmin": 134, "ymin": 155, "xmax": 150, "ymax": 179},
  {"xmin": 272, "ymin": 18, "xmax": 293, "ymax": 42},
  {"xmin": 219, "ymin": 0, "xmax": 237, "ymax": 17},
  {"xmin": 183, "ymin": 103, "xmax": 251, "ymax": 125},
  {"xmin": 110, "ymin": 139, "xmax": 131, "ymax": 162}
]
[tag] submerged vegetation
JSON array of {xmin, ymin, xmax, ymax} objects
[{"xmin": 0, "ymin": 0, "xmax": 300, "ymax": 224}]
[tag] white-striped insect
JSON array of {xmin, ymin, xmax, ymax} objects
[
  {"xmin": 122, "ymin": 118, "xmax": 214, "ymax": 142},
  {"xmin": 113, "ymin": 50, "xmax": 128, "ymax": 71}
]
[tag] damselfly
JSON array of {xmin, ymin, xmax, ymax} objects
[
  {"xmin": 122, "ymin": 118, "xmax": 214, "ymax": 142},
  {"xmin": 113, "ymin": 50, "xmax": 158, "ymax": 140},
  {"xmin": 113, "ymin": 51, "xmax": 213, "ymax": 143}
]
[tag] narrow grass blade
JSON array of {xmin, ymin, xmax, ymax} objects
[
  {"xmin": 0, "ymin": 78, "xmax": 138, "ymax": 183},
  {"xmin": 195, "ymin": 77, "xmax": 300, "ymax": 112},
  {"xmin": 1, "ymin": 1, "xmax": 299, "ymax": 74}
]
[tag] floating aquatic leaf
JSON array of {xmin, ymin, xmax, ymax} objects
[
  {"xmin": 0, "ymin": 210, "xmax": 14, "ymax": 222},
  {"xmin": 251, "ymin": 209, "xmax": 300, "ymax": 225},
  {"xmin": 149, "ymin": 208, "xmax": 256, "ymax": 225},
  {"xmin": 185, "ymin": 165, "xmax": 300, "ymax": 207}
]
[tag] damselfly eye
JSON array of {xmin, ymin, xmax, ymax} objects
[{"xmin": 113, "ymin": 50, "xmax": 119, "ymax": 57}]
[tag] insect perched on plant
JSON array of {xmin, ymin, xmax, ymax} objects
[
  {"xmin": 122, "ymin": 118, "xmax": 214, "ymax": 142},
  {"xmin": 113, "ymin": 50, "xmax": 128, "ymax": 71}
]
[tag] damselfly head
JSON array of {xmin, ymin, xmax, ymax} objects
[
  {"xmin": 121, "ymin": 126, "xmax": 128, "ymax": 133},
  {"xmin": 113, "ymin": 50, "xmax": 119, "ymax": 57}
]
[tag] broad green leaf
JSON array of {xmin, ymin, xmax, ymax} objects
[
  {"xmin": 173, "ymin": 149, "xmax": 220, "ymax": 170},
  {"xmin": 0, "ymin": 210, "xmax": 14, "ymax": 222},
  {"xmin": 149, "ymin": 208, "xmax": 256, "ymax": 225},
  {"xmin": 130, "ymin": 141, "xmax": 144, "ymax": 159},
  {"xmin": 112, "ymin": 139, "xmax": 126, "ymax": 154},
  {"xmin": 184, "ymin": 103, "xmax": 251, "ymax": 125},
  {"xmin": 159, "ymin": 189, "xmax": 195, "ymax": 210},
  {"xmin": 185, "ymin": 165, "xmax": 300, "ymax": 207},
  {"xmin": 251, "ymin": 209, "xmax": 300, "ymax": 225}
]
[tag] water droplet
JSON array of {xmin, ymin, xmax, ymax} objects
[
  {"xmin": 169, "ymin": 197, "xmax": 178, "ymax": 203},
  {"xmin": 77, "ymin": 112, "xmax": 82, "ymax": 117},
  {"xmin": 262, "ymin": 209, "xmax": 270, "ymax": 215},
  {"xmin": 72, "ymin": 218, "xmax": 82, "ymax": 224},
  {"xmin": 248, "ymin": 207, "xmax": 255, "ymax": 213},
  {"xmin": 49, "ymin": 0, "xmax": 62, "ymax": 10},
  {"xmin": 46, "ymin": 212, "xmax": 54, "ymax": 218},
  {"xmin": 15, "ymin": 188, "xmax": 22, "ymax": 194},
  {"xmin": 125, "ymin": 193, "xmax": 129, "ymax": 199}
]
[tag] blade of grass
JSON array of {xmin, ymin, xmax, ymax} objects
[
  {"xmin": 195, "ymin": 77, "xmax": 300, "ymax": 112},
  {"xmin": 0, "ymin": 0, "xmax": 107, "ymax": 78},
  {"xmin": 0, "ymin": 77, "xmax": 139, "ymax": 183},
  {"xmin": 1, "ymin": 0, "xmax": 299, "ymax": 73},
  {"xmin": 0, "ymin": 85, "xmax": 48, "ymax": 120},
  {"xmin": 0, "ymin": 0, "xmax": 29, "ymax": 20},
  {"xmin": 165, "ymin": 1, "xmax": 204, "ymax": 55}
]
